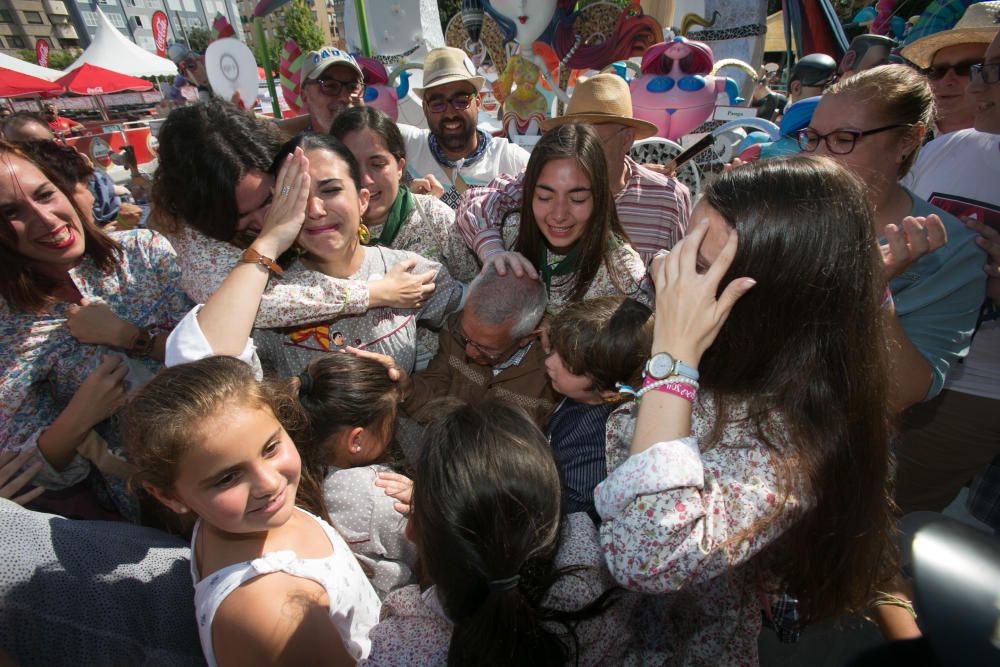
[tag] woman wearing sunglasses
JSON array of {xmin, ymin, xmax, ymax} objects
[{"xmin": 800, "ymin": 64, "xmax": 986, "ymax": 410}]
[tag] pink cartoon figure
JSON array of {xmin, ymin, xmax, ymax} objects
[
  {"xmin": 629, "ymin": 36, "xmax": 743, "ymax": 141},
  {"xmin": 357, "ymin": 57, "xmax": 414, "ymax": 122}
]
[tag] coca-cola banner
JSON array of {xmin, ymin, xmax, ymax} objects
[
  {"xmin": 35, "ymin": 39, "xmax": 49, "ymax": 68},
  {"xmin": 152, "ymin": 11, "xmax": 168, "ymax": 57}
]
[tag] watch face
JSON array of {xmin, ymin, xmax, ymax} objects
[{"xmin": 648, "ymin": 352, "xmax": 675, "ymax": 379}]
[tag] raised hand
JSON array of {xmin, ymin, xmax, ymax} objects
[
  {"xmin": 483, "ymin": 250, "xmax": 538, "ymax": 279},
  {"xmin": 649, "ymin": 219, "xmax": 756, "ymax": 367},
  {"xmin": 253, "ymin": 147, "xmax": 311, "ymax": 259},
  {"xmin": 881, "ymin": 215, "xmax": 947, "ymax": 282}
]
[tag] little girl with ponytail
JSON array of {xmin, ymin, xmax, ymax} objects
[{"xmin": 362, "ymin": 400, "xmax": 633, "ymax": 666}]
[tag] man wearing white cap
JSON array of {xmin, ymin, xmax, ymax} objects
[
  {"xmin": 894, "ymin": 3, "xmax": 1000, "ymax": 521},
  {"xmin": 456, "ymin": 72, "xmax": 691, "ymax": 272},
  {"xmin": 298, "ymin": 47, "xmax": 365, "ymax": 134},
  {"xmin": 399, "ymin": 46, "xmax": 530, "ymax": 209}
]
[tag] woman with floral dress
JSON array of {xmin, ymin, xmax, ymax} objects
[
  {"xmin": 0, "ymin": 140, "xmax": 191, "ymax": 520},
  {"xmin": 598, "ymin": 156, "xmax": 896, "ymax": 665}
]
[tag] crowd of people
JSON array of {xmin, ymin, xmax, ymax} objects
[{"xmin": 1, "ymin": 5, "xmax": 1000, "ymax": 664}]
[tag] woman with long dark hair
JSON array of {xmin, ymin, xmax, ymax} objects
[
  {"xmin": 364, "ymin": 399, "xmax": 632, "ymax": 666},
  {"xmin": 599, "ymin": 156, "xmax": 896, "ymax": 665},
  {"xmin": 498, "ymin": 123, "xmax": 651, "ymax": 314}
]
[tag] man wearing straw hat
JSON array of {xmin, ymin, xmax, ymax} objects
[
  {"xmin": 398, "ymin": 47, "xmax": 530, "ymax": 210},
  {"xmin": 902, "ymin": 1, "xmax": 1000, "ymax": 136},
  {"xmin": 456, "ymin": 72, "xmax": 690, "ymax": 273}
]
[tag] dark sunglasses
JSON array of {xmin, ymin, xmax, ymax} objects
[
  {"xmin": 970, "ymin": 62, "xmax": 1000, "ymax": 85},
  {"xmin": 425, "ymin": 93, "xmax": 475, "ymax": 114},
  {"xmin": 924, "ymin": 60, "xmax": 982, "ymax": 81}
]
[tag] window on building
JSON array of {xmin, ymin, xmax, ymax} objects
[
  {"xmin": 24, "ymin": 11, "xmax": 44, "ymax": 24},
  {"xmin": 108, "ymin": 13, "xmax": 126, "ymax": 28},
  {"xmin": 48, "ymin": 13, "xmax": 69, "ymax": 24},
  {"xmin": 9, "ymin": 35, "xmax": 24, "ymax": 48},
  {"xmin": 167, "ymin": 0, "xmax": 181, "ymax": 9},
  {"xmin": 133, "ymin": 15, "xmax": 143, "ymax": 27},
  {"xmin": 82, "ymin": 11, "xmax": 97, "ymax": 26},
  {"xmin": 0, "ymin": 9, "xmax": 12, "ymax": 23}
]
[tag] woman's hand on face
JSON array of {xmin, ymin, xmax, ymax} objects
[
  {"xmin": 65, "ymin": 299, "xmax": 136, "ymax": 348},
  {"xmin": 369, "ymin": 258, "xmax": 437, "ymax": 309},
  {"xmin": 483, "ymin": 250, "xmax": 538, "ymax": 279},
  {"xmin": 66, "ymin": 355, "xmax": 130, "ymax": 428},
  {"xmin": 253, "ymin": 147, "xmax": 311, "ymax": 258},
  {"xmin": 880, "ymin": 215, "xmax": 947, "ymax": 282},
  {"xmin": 966, "ymin": 217, "xmax": 1000, "ymax": 302},
  {"xmin": 408, "ymin": 174, "xmax": 444, "ymax": 198},
  {"xmin": 650, "ymin": 219, "xmax": 755, "ymax": 367},
  {"xmin": 0, "ymin": 449, "xmax": 44, "ymax": 505},
  {"xmin": 374, "ymin": 471, "xmax": 413, "ymax": 515}
]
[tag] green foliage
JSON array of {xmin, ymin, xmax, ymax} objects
[
  {"xmin": 14, "ymin": 47, "xmax": 81, "ymax": 70},
  {"xmin": 438, "ymin": 0, "xmax": 461, "ymax": 33},
  {"xmin": 279, "ymin": 0, "xmax": 325, "ymax": 51},
  {"xmin": 187, "ymin": 27, "xmax": 212, "ymax": 54},
  {"xmin": 252, "ymin": 35, "xmax": 282, "ymax": 68}
]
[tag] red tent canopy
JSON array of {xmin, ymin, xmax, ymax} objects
[
  {"xmin": 55, "ymin": 63, "xmax": 153, "ymax": 95},
  {"xmin": 0, "ymin": 68, "xmax": 64, "ymax": 98}
]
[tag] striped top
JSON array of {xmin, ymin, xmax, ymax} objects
[{"xmin": 455, "ymin": 156, "xmax": 691, "ymax": 264}]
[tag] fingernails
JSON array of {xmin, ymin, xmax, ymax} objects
[{"xmin": 744, "ymin": 278, "xmax": 757, "ymax": 288}]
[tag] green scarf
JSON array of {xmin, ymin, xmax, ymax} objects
[
  {"xmin": 538, "ymin": 238, "xmax": 580, "ymax": 289},
  {"xmin": 367, "ymin": 187, "xmax": 415, "ymax": 248}
]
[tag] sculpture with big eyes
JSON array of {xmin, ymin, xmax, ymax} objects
[
  {"xmin": 356, "ymin": 57, "xmax": 413, "ymax": 122},
  {"xmin": 629, "ymin": 36, "xmax": 742, "ymax": 141}
]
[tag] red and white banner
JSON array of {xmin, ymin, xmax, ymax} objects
[
  {"xmin": 35, "ymin": 39, "xmax": 49, "ymax": 68},
  {"xmin": 152, "ymin": 11, "xmax": 168, "ymax": 57}
]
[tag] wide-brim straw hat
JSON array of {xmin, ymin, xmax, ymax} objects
[
  {"xmin": 901, "ymin": 2, "xmax": 1000, "ymax": 69},
  {"xmin": 413, "ymin": 47, "xmax": 485, "ymax": 97},
  {"xmin": 540, "ymin": 72, "xmax": 658, "ymax": 140}
]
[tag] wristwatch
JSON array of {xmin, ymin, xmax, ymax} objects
[
  {"xmin": 127, "ymin": 327, "xmax": 156, "ymax": 357},
  {"xmin": 239, "ymin": 247, "xmax": 284, "ymax": 276},
  {"xmin": 644, "ymin": 352, "xmax": 699, "ymax": 382}
]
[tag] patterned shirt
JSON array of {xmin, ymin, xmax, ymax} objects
[
  {"xmin": 456, "ymin": 157, "xmax": 691, "ymax": 264},
  {"xmin": 597, "ymin": 395, "xmax": 808, "ymax": 666},
  {"xmin": 0, "ymin": 230, "xmax": 193, "ymax": 487},
  {"xmin": 498, "ymin": 220, "xmax": 653, "ymax": 316},
  {"xmin": 361, "ymin": 513, "xmax": 635, "ymax": 666}
]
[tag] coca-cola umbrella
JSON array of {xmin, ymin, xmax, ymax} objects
[
  {"xmin": 55, "ymin": 64, "xmax": 153, "ymax": 120},
  {"xmin": 0, "ymin": 67, "xmax": 64, "ymax": 98}
]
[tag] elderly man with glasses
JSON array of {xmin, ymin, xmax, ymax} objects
[
  {"xmin": 396, "ymin": 47, "xmax": 530, "ymax": 209},
  {"xmin": 297, "ymin": 47, "xmax": 365, "ymax": 134}
]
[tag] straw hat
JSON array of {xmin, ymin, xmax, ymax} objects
[
  {"xmin": 413, "ymin": 47, "xmax": 485, "ymax": 97},
  {"xmin": 901, "ymin": 2, "xmax": 1000, "ymax": 69},
  {"xmin": 539, "ymin": 73, "xmax": 658, "ymax": 140}
]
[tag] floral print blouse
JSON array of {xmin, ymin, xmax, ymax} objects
[
  {"xmin": 361, "ymin": 512, "xmax": 635, "ymax": 666},
  {"xmin": 0, "ymin": 230, "xmax": 193, "ymax": 487},
  {"xmin": 166, "ymin": 193, "xmax": 477, "ymax": 331},
  {"xmin": 597, "ymin": 395, "xmax": 809, "ymax": 666}
]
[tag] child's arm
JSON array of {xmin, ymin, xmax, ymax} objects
[{"xmin": 212, "ymin": 573, "xmax": 357, "ymax": 667}]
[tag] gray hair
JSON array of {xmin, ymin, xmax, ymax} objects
[{"xmin": 466, "ymin": 264, "xmax": 548, "ymax": 339}]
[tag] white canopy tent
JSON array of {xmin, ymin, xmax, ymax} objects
[
  {"xmin": 66, "ymin": 8, "xmax": 177, "ymax": 77},
  {"xmin": 0, "ymin": 52, "xmax": 62, "ymax": 81}
]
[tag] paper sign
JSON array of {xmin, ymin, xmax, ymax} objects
[{"xmin": 713, "ymin": 106, "xmax": 757, "ymax": 121}]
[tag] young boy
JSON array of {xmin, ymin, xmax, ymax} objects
[{"xmin": 544, "ymin": 297, "xmax": 653, "ymax": 523}]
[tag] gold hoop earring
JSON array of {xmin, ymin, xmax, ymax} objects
[{"xmin": 358, "ymin": 224, "xmax": 370, "ymax": 244}]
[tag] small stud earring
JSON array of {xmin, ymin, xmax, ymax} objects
[{"xmin": 351, "ymin": 444, "xmax": 362, "ymax": 454}]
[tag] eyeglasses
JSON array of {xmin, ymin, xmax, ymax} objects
[
  {"xmin": 310, "ymin": 77, "xmax": 364, "ymax": 97},
  {"xmin": 451, "ymin": 322, "xmax": 517, "ymax": 364},
  {"xmin": 970, "ymin": 63, "xmax": 1000, "ymax": 85},
  {"xmin": 924, "ymin": 60, "xmax": 981, "ymax": 80},
  {"xmin": 425, "ymin": 93, "xmax": 475, "ymax": 114},
  {"xmin": 796, "ymin": 124, "xmax": 911, "ymax": 155}
]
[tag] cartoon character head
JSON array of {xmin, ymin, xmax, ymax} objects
[
  {"xmin": 629, "ymin": 37, "xmax": 740, "ymax": 141},
  {"xmin": 483, "ymin": 0, "xmax": 566, "ymax": 47}
]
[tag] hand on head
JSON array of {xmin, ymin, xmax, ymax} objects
[
  {"xmin": 253, "ymin": 147, "xmax": 311, "ymax": 259},
  {"xmin": 482, "ymin": 250, "xmax": 539, "ymax": 280},
  {"xmin": 649, "ymin": 218, "xmax": 756, "ymax": 367}
]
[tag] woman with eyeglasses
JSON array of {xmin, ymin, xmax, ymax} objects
[
  {"xmin": 799, "ymin": 64, "xmax": 986, "ymax": 410},
  {"xmin": 497, "ymin": 123, "xmax": 652, "ymax": 316}
]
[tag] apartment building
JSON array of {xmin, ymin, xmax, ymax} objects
[
  {"xmin": 238, "ymin": 0, "xmax": 341, "ymax": 51},
  {"xmin": 0, "ymin": 0, "xmax": 80, "ymax": 55}
]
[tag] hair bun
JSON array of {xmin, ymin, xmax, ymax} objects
[{"xmin": 297, "ymin": 371, "xmax": 314, "ymax": 396}]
